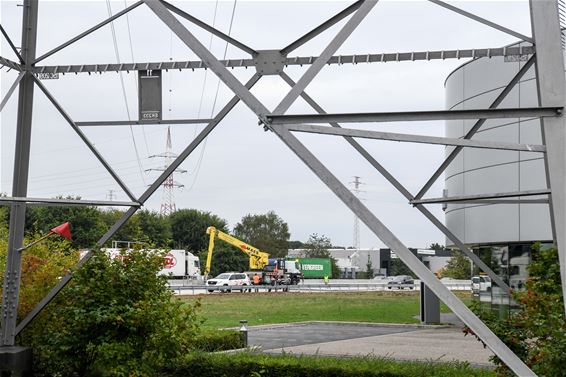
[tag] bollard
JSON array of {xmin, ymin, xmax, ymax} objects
[{"xmin": 239, "ymin": 320, "xmax": 248, "ymax": 348}]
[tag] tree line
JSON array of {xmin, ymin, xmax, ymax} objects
[
  {"xmin": 0, "ymin": 204, "xmax": 337, "ymax": 277},
  {"xmin": 0, "ymin": 205, "xmax": 286, "ymax": 250}
]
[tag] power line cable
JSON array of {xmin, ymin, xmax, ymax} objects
[
  {"xmin": 34, "ymin": 169, "xmax": 151, "ymax": 193},
  {"xmin": 23, "ymin": 127, "xmax": 164, "ymax": 159},
  {"xmin": 194, "ymin": 0, "xmax": 220, "ymax": 133},
  {"xmin": 211, "ymin": 0, "xmax": 238, "ymax": 115},
  {"xmin": 182, "ymin": 0, "xmax": 220, "ymax": 187},
  {"xmin": 122, "ymin": 0, "xmax": 150, "ymax": 156},
  {"xmin": 28, "ymin": 161, "xmax": 160, "ymax": 185},
  {"xmin": 188, "ymin": 0, "xmax": 238, "ymax": 191},
  {"xmin": 106, "ymin": 0, "xmax": 146, "ymax": 186},
  {"xmin": 1, "ymin": 158, "xmax": 158, "ymax": 189}
]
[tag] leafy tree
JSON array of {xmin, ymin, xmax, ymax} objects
[
  {"xmin": 169, "ymin": 209, "xmax": 227, "ymax": 254},
  {"xmin": 99, "ymin": 209, "xmax": 143, "ymax": 247},
  {"xmin": 26, "ymin": 200, "xmax": 106, "ymax": 248},
  {"xmin": 0, "ymin": 205, "xmax": 8, "ymax": 228},
  {"xmin": 138, "ymin": 209, "xmax": 171, "ymax": 247},
  {"xmin": 201, "ymin": 242, "xmax": 248, "ymax": 278},
  {"xmin": 233, "ymin": 211, "xmax": 290, "ymax": 258},
  {"xmin": 288, "ymin": 240, "xmax": 304, "ymax": 249},
  {"xmin": 302, "ymin": 233, "xmax": 340, "ymax": 278},
  {"xmin": 302, "ymin": 233, "xmax": 332, "ymax": 257},
  {"xmin": 468, "ymin": 245, "xmax": 566, "ymax": 376},
  {"xmin": 429, "ymin": 243, "xmax": 444, "ymax": 252},
  {"xmin": 441, "ymin": 251, "xmax": 471, "ymax": 279},
  {"xmin": 20, "ymin": 249, "xmax": 201, "ymax": 376}
]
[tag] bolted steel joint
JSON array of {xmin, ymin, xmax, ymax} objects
[
  {"xmin": 257, "ymin": 117, "xmax": 273, "ymax": 132},
  {"xmin": 253, "ymin": 50, "xmax": 287, "ymax": 75}
]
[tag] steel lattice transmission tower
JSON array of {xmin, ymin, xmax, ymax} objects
[
  {"xmin": 146, "ymin": 126, "xmax": 186, "ymax": 216},
  {"xmin": 350, "ymin": 176, "xmax": 363, "ymax": 249},
  {"xmin": 2, "ymin": 1, "xmax": 565, "ymax": 374}
]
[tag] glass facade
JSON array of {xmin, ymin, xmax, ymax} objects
[{"xmin": 471, "ymin": 242, "xmax": 552, "ymax": 317}]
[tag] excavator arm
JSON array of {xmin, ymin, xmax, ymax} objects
[{"xmin": 205, "ymin": 226, "xmax": 269, "ymax": 277}]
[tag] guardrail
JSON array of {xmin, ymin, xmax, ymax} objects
[{"xmin": 167, "ymin": 280, "xmax": 471, "ymax": 295}]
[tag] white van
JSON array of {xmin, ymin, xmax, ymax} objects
[{"xmin": 471, "ymin": 275, "xmax": 492, "ymax": 296}]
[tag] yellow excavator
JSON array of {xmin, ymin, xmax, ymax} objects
[{"xmin": 205, "ymin": 226, "xmax": 302, "ymax": 285}]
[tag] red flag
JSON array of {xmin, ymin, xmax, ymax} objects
[{"xmin": 50, "ymin": 222, "xmax": 72, "ymax": 240}]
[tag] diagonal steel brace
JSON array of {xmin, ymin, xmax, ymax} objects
[
  {"xmin": 15, "ymin": 73, "xmax": 263, "ymax": 335},
  {"xmin": 278, "ymin": 71, "xmax": 511, "ymax": 292}
]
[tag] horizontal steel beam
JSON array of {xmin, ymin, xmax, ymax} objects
[
  {"xmin": 446, "ymin": 199, "xmax": 549, "ymax": 204},
  {"xmin": 411, "ymin": 189, "xmax": 551, "ymax": 205},
  {"xmin": 268, "ymin": 107, "xmax": 563, "ymax": 124},
  {"xmin": 31, "ymin": 46, "xmax": 534, "ymax": 75},
  {"xmin": 76, "ymin": 118, "xmax": 213, "ymax": 127},
  {"xmin": 0, "ymin": 196, "xmax": 140, "ymax": 207},
  {"xmin": 285, "ymin": 124, "xmax": 546, "ymax": 152}
]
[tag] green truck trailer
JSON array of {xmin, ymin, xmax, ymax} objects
[{"xmin": 294, "ymin": 258, "xmax": 332, "ymax": 279}]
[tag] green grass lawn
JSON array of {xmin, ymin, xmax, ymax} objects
[{"xmin": 179, "ymin": 291, "xmax": 472, "ymax": 329}]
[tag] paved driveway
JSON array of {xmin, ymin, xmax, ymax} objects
[
  {"xmin": 248, "ymin": 322, "xmax": 421, "ymax": 351},
  {"xmin": 248, "ymin": 322, "xmax": 495, "ymax": 367}
]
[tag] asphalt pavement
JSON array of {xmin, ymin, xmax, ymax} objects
[
  {"xmin": 248, "ymin": 322, "xmax": 419, "ymax": 350},
  {"xmin": 248, "ymin": 321, "xmax": 495, "ymax": 367}
]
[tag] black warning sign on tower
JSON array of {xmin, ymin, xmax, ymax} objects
[{"xmin": 138, "ymin": 69, "xmax": 162, "ymax": 121}]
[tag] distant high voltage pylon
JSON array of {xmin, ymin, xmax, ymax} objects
[
  {"xmin": 350, "ymin": 176, "xmax": 364, "ymax": 249},
  {"xmin": 146, "ymin": 126, "xmax": 186, "ymax": 216}
]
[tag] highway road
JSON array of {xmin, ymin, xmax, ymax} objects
[{"xmin": 167, "ymin": 278, "xmax": 471, "ymax": 295}]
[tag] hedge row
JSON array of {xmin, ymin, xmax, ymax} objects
[
  {"xmin": 192, "ymin": 330, "xmax": 245, "ymax": 352},
  {"xmin": 160, "ymin": 352, "xmax": 496, "ymax": 377}
]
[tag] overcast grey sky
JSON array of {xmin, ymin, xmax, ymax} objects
[{"xmin": 0, "ymin": 1, "xmax": 531, "ymax": 248}]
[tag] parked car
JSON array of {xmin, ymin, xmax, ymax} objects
[
  {"xmin": 387, "ymin": 275, "xmax": 414, "ymax": 289},
  {"xmin": 471, "ymin": 275, "xmax": 492, "ymax": 296},
  {"xmin": 206, "ymin": 272, "xmax": 250, "ymax": 293}
]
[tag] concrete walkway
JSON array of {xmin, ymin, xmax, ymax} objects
[{"xmin": 249, "ymin": 322, "xmax": 494, "ymax": 367}]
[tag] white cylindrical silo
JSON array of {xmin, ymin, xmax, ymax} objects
[{"xmin": 444, "ymin": 47, "xmax": 553, "ymax": 247}]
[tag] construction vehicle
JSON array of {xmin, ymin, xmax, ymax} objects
[{"xmin": 205, "ymin": 226, "xmax": 302, "ymax": 285}]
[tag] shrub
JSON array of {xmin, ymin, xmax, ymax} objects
[
  {"xmin": 0, "ymin": 225, "xmax": 78, "ymax": 319},
  {"xmin": 19, "ymin": 249, "xmax": 201, "ymax": 376},
  {"xmin": 159, "ymin": 352, "xmax": 496, "ymax": 377},
  {"xmin": 467, "ymin": 246, "xmax": 566, "ymax": 376},
  {"xmin": 193, "ymin": 330, "xmax": 245, "ymax": 352}
]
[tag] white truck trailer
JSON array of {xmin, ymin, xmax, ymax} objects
[{"xmin": 96, "ymin": 248, "xmax": 201, "ymax": 278}]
